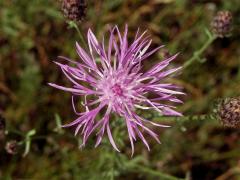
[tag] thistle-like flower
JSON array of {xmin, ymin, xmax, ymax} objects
[{"xmin": 49, "ymin": 26, "xmax": 183, "ymax": 154}]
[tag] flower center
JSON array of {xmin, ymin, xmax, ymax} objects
[{"xmin": 111, "ymin": 84, "xmax": 123, "ymax": 96}]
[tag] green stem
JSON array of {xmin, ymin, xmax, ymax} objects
[
  {"xmin": 68, "ymin": 21, "xmax": 88, "ymax": 49},
  {"xmin": 183, "ymin": 30, "xmax": 216, "ymax": 69},
  {"xmin": 154, "ymin": 113, "xmax": 217, "ymax": 124},
  {"xmin": 6, "ymin": 129, "xmax": 24, "ymax": 136},
  {"xmin": 134, "ymin": 165, "xmax": 184, "ymax": 180},
  {"xmin": 76, "ymin": 25, "xmax": 88, "ymax": 49},
  {"xmin": 22, "ymin": 129, "xmax": 36, "ymax": 157}
]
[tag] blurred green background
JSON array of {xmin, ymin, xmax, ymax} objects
[{"xmin": 0, "ymin": 0, "xmax": 240, "ymax": 179}]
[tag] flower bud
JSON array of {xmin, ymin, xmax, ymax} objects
[
  {"xmin": 218, "ymin": 97, "xmax": 240, "ymax": 128},
  {"xmin": 61, "ymin": 0, "xmax": 87, "ymax": 22},
  {"xmin": 5, "ymin": 140, "xmax": 18, "ymax": 155},
  {"xmin": 211, "ymin": 11, "xmax": 233, "ymax": 38}
]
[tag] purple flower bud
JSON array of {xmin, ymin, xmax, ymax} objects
[
  {"xmin": 61, "ymin": 0, "xmax": 87, "ymax": 22},
  {"xmin": 219, "ymin": 97, "xmax": 240, "ymax": 128},
  {"xmin": 211, "ymin": 11, "xmax": 233, "ymax": 38},
  {"xmin": 5, "ymin": 140, "xmax": 18, "ymax": 155}
]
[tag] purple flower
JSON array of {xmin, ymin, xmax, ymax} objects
[{"xmin": 49, "ymin": 25, "xmax": 183, "ymax": 154}]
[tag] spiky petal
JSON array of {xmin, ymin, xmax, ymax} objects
[{"xmin": 49, "ymin": 25, "xmax": 184, "ymax": 154}]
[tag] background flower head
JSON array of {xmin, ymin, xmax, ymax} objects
[{"xmin": 49, "ymin": 25, "xmax": 184, "ymax": 154}]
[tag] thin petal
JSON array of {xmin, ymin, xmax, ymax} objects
[{"xmin": 107, "ymin": 124, "xmax": 120, "ymax": 152}]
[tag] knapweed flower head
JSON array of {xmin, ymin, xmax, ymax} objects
[
  {"xmin": 61, "ymin": 0, "xmax": 87, "ymax": 22},
  {"xmin": 218, "ymin": 97, "xmax": 240, "ymax": 128},
  {"xmin": 211, "ymin": 10, "xmax": 233, "ymax": 38},
  {"xmin": 49, "ymin": 25, "xmax": 184, "ymax": 154}
]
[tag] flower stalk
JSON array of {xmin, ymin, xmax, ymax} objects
[
  {"xmin": 68, "ymin": 21, "xmax": 88, "ymax": 49},
  {"xmin": 183, "ymin": 29, "xmax": 216, "ymax": 69}
]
